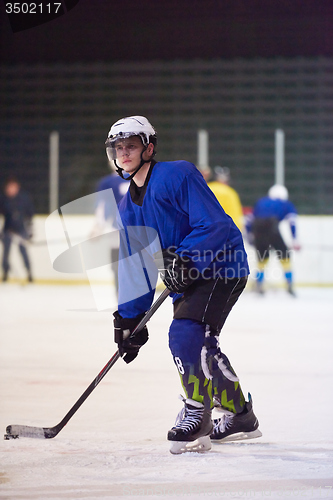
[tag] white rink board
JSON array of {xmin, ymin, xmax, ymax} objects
[{"xmin": 1, "ymin": 214, "xmax": 333, "ymax": 286}]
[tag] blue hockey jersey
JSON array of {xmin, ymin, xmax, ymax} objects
[
  {"xmin": 117, "ymin": 160, "xmax": 249, "ymax": 318},
  {"xmin": 247, "ymin": 196, "xmax": 298, "ymax": 238},
  {"xmin": 96, "ymin": 173, "xmax": 129, "ymax": 218}
]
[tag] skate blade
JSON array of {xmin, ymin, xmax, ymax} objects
[
  {"xmin": 212, "ymin": 429, "xmax": 262, "ymax": 443},
  {"xmin": 169, "ymin": 435, "xmax": 211, "ymax": 455}
]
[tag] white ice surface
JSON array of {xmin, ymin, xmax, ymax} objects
[{"xmin": 1, "ymin": 284, "xmax": 333, "ymax": 499}]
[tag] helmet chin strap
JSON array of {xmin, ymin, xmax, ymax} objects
[{"xmin": 114, "ymin": 149, "xmax": 151, "ymax": 181}]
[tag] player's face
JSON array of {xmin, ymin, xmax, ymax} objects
[
  {"xmin": 5, "ymin": 181, "xmax": 20, "ymax": 197},
  {"xmin": 114, "ymin": 136, "xmax": 146, "ymax": 173}
]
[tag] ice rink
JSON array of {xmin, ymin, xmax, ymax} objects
[{"xmin": 1, "ymin": 283, "xmax": 333, "ymax": 500}]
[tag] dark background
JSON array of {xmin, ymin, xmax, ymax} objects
[
  {"xmin": 2, "ymin": 0, "xmax": 333, "ymax": 63},
  {"xmin": 1, "ymin": 0, "xmax": 333, "ymax": 213}
]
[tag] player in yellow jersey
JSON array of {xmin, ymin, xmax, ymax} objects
[{"xmin": 208, "ymin": 167, "xmax": 244, "ymax": 232}]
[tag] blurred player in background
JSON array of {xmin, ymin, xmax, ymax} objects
[
  {"xmin": 198, "ymin": 164, "xmax": 213, "ymax": 183},
  {"xmin": 246, "ymin": 184, "xmax": 301, "ymax": 296},
  {"xmin": 105, "ymin": 116, "xmax": 261, "ymax": 454},
  {"xmin": 208, "ymin": 166, "xmax": 244, "ymax": 231},
  {"xmin": 90, "ymin": 162, "xmax": 129, "ymax": 292},
  {"xmin": 0, "ymin": 177, "xmax": 34, "ymax": 283}
]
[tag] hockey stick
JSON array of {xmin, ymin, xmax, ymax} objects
[{"xmin": 4, "ymin": 287, "xmax": 170, "ymax": 440}]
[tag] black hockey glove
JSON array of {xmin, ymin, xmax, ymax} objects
[
  {"xmin": 113, "ymin": 311, "xmax": 149, "ymax": 364},
  {"xmin": 155, "ymin": 247, "xmax": 195, "ymax": 294}
]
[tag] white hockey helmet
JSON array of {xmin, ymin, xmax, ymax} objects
[
  {"xmin": 105, "ymin": 116, "xmax": 157, "ymax": 180},
  {"xmin": 214, "ymin": 166, "xmax": 230, "ymax": 183},
  {"xmin": 105, "ymin": 116, "xmax": 157, "ymax": 159},
  {"xmin": 268, "ymin": 184, "xmax": 288, "ymax": 200}
]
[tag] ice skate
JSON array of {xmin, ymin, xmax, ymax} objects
[
  {"xmin": 211, "ymin": 394, "xmax": 262, "ymax": 443},
  {"xmin": 254, "ymin": 280, "xmax": 265, "ymax": 295},
  {"xmin": 287, "ymin": 283, "xmax": 296, "ymax": 297},
  {"xmin": 168, "ymin": 397, "xmax": 213, "ymax": 454}
]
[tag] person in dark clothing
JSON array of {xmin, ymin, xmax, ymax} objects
[
  {"xmin": 0, "ymin": 177, "xmax": 34, "ymax": 282},
  {"xmin": 90, "ymin": 164, "xmax": 129, "ymax": 293}
]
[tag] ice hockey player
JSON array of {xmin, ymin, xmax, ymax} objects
[
  {"xmin": 0, "ymin": 176, "xmax": 34, "ymax": 283},
  {"xmin": 105, "ymin": 116, "xmax": 262, "ymax": 454},
  {"xmin": 208, "ymin": 166, "xmax": 244, "ymax": 231},
  {"xmin": 246, "ymin": 184, "xmax": 300, "ymax": 296},
  {"xmin": 90, "ymin": 162, "xmax": 129, "ymax": 292}
]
